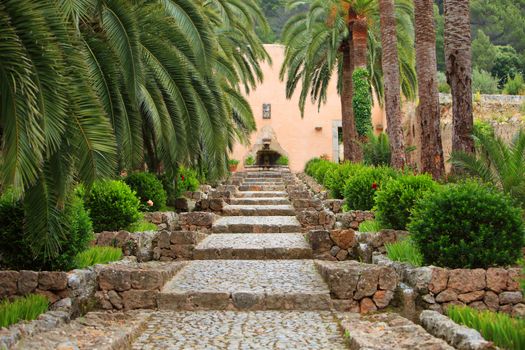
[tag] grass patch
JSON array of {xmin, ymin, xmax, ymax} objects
[
  {"xmin": 74, "ymin": 246, "xmax": 123, "ymax": 269},
  {"xmin": 127, "ymin": 219, "xmax": 157, "ymax": 232},
  {"xmin": 358, "ymin": 219, "xmax": 383, "ymax": 232},
  {"xmin": 385, "ymin": 239, "xmax": 423, "ymax": 267},
  {"xmin": 447, "ymin": 306, "xmax": 525, "ymax": 350},
  {"xmin": 0, "ymin": 294, "xmax": 49, "ymax": 328}
]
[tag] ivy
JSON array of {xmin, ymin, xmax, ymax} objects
[{"xmin": 352, "ymin": 68, "xmax": 372, "ymax": 137}]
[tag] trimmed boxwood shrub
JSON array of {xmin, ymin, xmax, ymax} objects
[
  {"xmin": 374, "ymin": 174, "xmax": 439, "ymax": 230},
  {"xmin": 324, "ymin": 162, "xmax": 366, "ymax": 199},
  {"xmin": 344, "ymin": 166, "xmax": 398, "ymax": 210},
  {"xmin": 125, "ymin": 172, "xmax": 167, "ymax": 212},
  {"xmin": 0, "ymin": 191, "xmax": 93, "ymax": 271},
  {"xmin": 408, "ymin": 181, "xmax": 524, "ymax": 269},
  {"xmin": 85, "ymin": 180, "xmax": 140, "ymax": 233}
]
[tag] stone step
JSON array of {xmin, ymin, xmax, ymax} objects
[
  {"xmin": 157, "ymin": 260, "xmax": 331, "ymax": 311},
  {"xmin": 212, "ymin": 216, "xmax": 302, "ymax": 233},
  {"xmin": 337, "ymin": 313, "xmax": 454, "ymax": 349},
  {"xmin": 245, "ymin": 173, "xmax": 282, "ymax": 179},
  {"xmin": 222, "ymin": 204, "xmax": 295, "ymax": 216},
  {"xmin": 230, "ymin": 197, "xmax": 291, "ymax": 205},
  {"xmin": 239, "ymin": 184, "xmax": 286, "ymax": 191},
  {"xmin": 194, "ymin": 233, "xmax": 312, "ymax": 260},
  {"xmin": 131, "ymin": 311, "xmax": 348, "ymax": 349},
  {"xmin": 242, "ymin": 180, "xmax": 285, "ymax": 185},
  {"xmin": 236, "ymin": 191, "xmax": 288, "ymax": 198}
]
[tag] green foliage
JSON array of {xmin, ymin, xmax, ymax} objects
[
  {"xmin": 175, "ymin": 168, "xmax": 200, "ymax": 198},
  {"xmin": 374, "ymin": 174, "xmax": 438, "ymax": 230},
  {"xmin": 352, "ymin": 68, "xmax": 372, "ymax": 137},
  {"xmin": 408, "ymin": 181, "xmax": 524, "ymax": 268},
  {"xmin": 504, "ymin": 74, "xmax": 525, "ymax": 95},
  {"xmin": 74, "ymin": 246, "xmax": 123, "ymax": 269},
  {"xmin": 385, "ymin": 239, "xmax": 423, "ymax": 267},
  {"xmin": 127, "ymin": 218, "xmax": 158, "ymax": 233},
  {"xmin": 276, "ymin": 156, "xmax": 289, "ymax": 166},
  {"xmin": 358, "ymin": 220, "xmax": 383, "ymax": 233},
  {"xmin": 492, "ymin": 46, "xmax": 523, "ymax": 88},
  {"xmin": 245, "ymin": 156, "xmax": 255, "ymax": 166},
  {"xmin": 0, "ymin": 295, "xmax": 49, "ymax": 328},
  {"xmin": 125, "ymin": 172, "xmax": 167, "ymax": 212},
  {"xmin": 447, "ymin": 306, "xmax": 525, "ymax": 350},
  {"xmin": 472, "ymin": 30, "xmax": 498, "ymax": 73},
  {"xmin": 324, "ymin": 162, "xmax": 367, "ymax": 199},
  {"xmin": 472, "ymin": 69, "xmax": 499, "ymax": 94},
  {"xmin": 85, "ymin": 180, "xmax": 141, "ymax": 233},
  {"xmin": 228, "ymin": 159, "xmax": 240, "ymax": 166},
  {"xmin": 450, "ymin": 129, "xmax": 525, "ymax": 208},
  {"xmin": 437, "ymin": 71, "xmax": 451, "ymax": 93},
  {"xmin": 0, "ymin": 191, "xmax": 93, "ymax": 271},
  {"xmin": 363, "ymin": 132, "xmax": 391, "ymax": 167},
  {"xmin": 304, "ymin": 158, "xmax": 338, "ymax": 186},
  {"xmin": 344, "ymin": 166, "xmax": 399, "ymax": 211}
]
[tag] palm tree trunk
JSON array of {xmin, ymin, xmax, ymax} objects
[
  {"xmin": 444, "ymin": 0, "xmax": 475, "ymax": 157},
  {"xmin": 379, "ymin": 0, "xmax": 406, "ymax": 170},
  {"xmin": 341, "ymin": 38, "xmax": 361, "ymax": 162},
  {"xmin": 351, "ymin": 16, "xmax": 368, "ymax": 69},
  {"xmin": 414, "ymin": 0, "xmax": 445, "ymax": 179}
]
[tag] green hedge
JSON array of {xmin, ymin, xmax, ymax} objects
[
  {"xmin": 409, "ymin": 181, "xmax": 524, "ymax": 268},
  {"xmin": 125, "ymin": 172, "xmax": 167, "ymax": 212},
  {"xmin": 343, "ymin": 166, "xmax": 398, "ymax": 210}
]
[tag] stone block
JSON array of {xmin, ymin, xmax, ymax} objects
[
  {"xmin": 483, "ymin": 291, "xmax": 499, "ymax": 311},
  {"xmin": 121, "ymin": 290, "xmax": 158, "ymax": 309},
  {"xmin": 98, "ymin": 268, "xmax": 131, "ymax": 292},
  {"xmin": 306, "ymin": 230, "xmax": 332, "ymax": 252},
  {"xmin": 429, "ymin": 268, "xmax": 449, "ymax": 295},
  {"xmin": 507, "ymin": 268, "xmax": 522, "ymax": 291},
  {"xmin": 170, "ymin": 244, "xmax": 195, "ymax": 259},
  {"xmin": 131, "ymin": 270, "xmax": 163, "ymax": 290},
  {"xmin": 436, "ymin": 289, "xmax": 458, "ymax": 303},
  {"xmin": 486, "ymin": 268, "xmax": 508, "ymax": 293},
  {"xmin": 448, "ymin": 269, "xmax": 486, "ymax": 293},
  {"xmin": 157, "ymin": 230, "xmax": 171, "ymax": 249},
  {"xmin": 330, "ymin": 229, "xmax": 356, "ymax": 250},
  {"xmin": 17, "ymin": 270, "xmax": 38, "ymax": 295},
  {"xmin": 458, "ymin": 291, "xmax": 485, "ymax": 304},
  {"xmin": 170, "ymin": 231, "xmax": 205, "ymax": 245},
  {"xmin": 179, "ymin": 212, "xmax": 216, "ymax": 227},
  {"xmin": 373, "ymin": 290, "xmax": 394, "ymax": 309},
  {"xmin": 354, "ymin": 267, "xmax": 380, "ymax": 300},
  {"xmin": 359, "ymin": 298, "xmax": 377, "ymax": 314},
  {"xmin": 38, "ymin": 272, "xmax": 68, "ymax": 291},
  {"xmin": 499, "ymin": 291, "xmax": 523, "ymax": 305},
  {"xmin": 0, "ymin": 271, "xmax": 19, "ymax": 297}
]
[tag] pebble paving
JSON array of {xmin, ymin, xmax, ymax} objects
[
  {"xmin": 212, "ymin": 216, "xmax": 301, "ymax": 233},
  {"xmin": 161, "ymin": 260, "xmax": 329, "ymax": 295},
  {"xmin": 132, "ymin": 311, "xmax": 349, "ymax": 350},
  {"xmin": 196, "ymin": 233, "xmax": 309, "ymax": 251}
]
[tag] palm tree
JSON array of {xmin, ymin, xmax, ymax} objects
[
  {"xmin": 450, "ymin": 129, "xmax": 525, "ymax": 208},
  {"xmin": 0, "ymin": 0, "xmax": 268, "ymax": 259},
  {"xmin": 379, "ymin": 0, "xmax": 406, "ymax": 169},
  {"xmin": 280, "ymin": 0, "xmax": 416, "ymax": 163},
  {"xmin": 444, "ymin": 0, "xmax": 475, "ymax": 158},
  {"xmin": 413, "ymin": 0, "xmax": 445, "ymax": 179}
]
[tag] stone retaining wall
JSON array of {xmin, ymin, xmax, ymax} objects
[
  {"xmin": 374, "ymin": 254, "xmax": 525, "ymax": 318},
  {"xmin": 315, "ymin": 260, "xmax": 398, "ymax": 313},
  {"xmin": 153, "ymin": 230, "xmax": 207, "ymax": 261},
  {"xmin": 306, "ymin": 229, "xmax": 408, "ymax": 262},
  {"xmin": 95, "ymin": 262, "xmax": 186, "ymax": 310},
  {"xmin": 296, "ymin": 173, "xmax": 328, "ymax": 198},
  {"xmin": 143, "ymin": 211, "xmax": 178, "ymax": 231},
  {"xmin": 178, "ymin": 212, "xmax": 216, "ymax": 232},
  {"xmin": 335, "ymin": 211, "xmax": 375, "ymax": 230},
  {"xmin": 95, "ymin": 230, "xmax": 157, "ymax": 262}
]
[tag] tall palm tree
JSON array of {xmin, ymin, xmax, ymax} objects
[
  {"xmin": 280, "ymin": 0, "xmax": 416, "ymax": 163},
  {"xmin": 0, "ymin": 0, "xmax": 268, "ymax": 259},
  {"xmin": 444, "ymin": 0, "xmax": 475, "ymax": 158},
  {"xmin": 413, "ymin": 0, "xmax": 445, "ymax": 179},
  {"xmin": 379, "ymin": 0, "xmax": 406, "ymax": 169}
]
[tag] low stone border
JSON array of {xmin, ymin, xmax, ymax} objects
[
  {"xmin": 178, "ymin": 212, "xmax": 217, "ymax": 232},
  {"xmin": 143, "ymin": 211, "xmax": 178, "ymax": 231},
  {"xmin": 315, "ymin": 260, "xmax": 398, "ymax": 313},
  {"xmin": 420, "ymin": 310, "xmax": 495, "ymax": 350},
  {"xmin": 296, "ymin": 173, "xmax": 328, "ymax": 198},
  {"xmin": 95, "ymin": 230, "xmax": 157, "ymax": 262},
  {"xmin": 95, "ymin": 261, "xmax": 186, "ymax": 310},
  {"xmin": 153, "ymin": 230, "xmax": 207, "ymax": 260},
  {"xmin": 335, "ymin": 210, "xmax": 375, "ymax": 230},
  {"xmin": 373, "ymin": 254, "xmax": 525, "ymax": 318}
]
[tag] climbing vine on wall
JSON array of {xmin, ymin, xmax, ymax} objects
[{"xmin": 352, "ymin": 68, "xmax": 372, "ymax": 137}]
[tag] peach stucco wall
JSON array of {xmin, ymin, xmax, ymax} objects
[{"xmin": 231, "ymin": 44, "xmax": 385, "ymax": 172}]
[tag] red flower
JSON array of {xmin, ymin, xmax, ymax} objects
[
  {"xmin": 371, "ymin": 182, "xmax": 378, "ymax": 190},
  {"xmin": 181, "ymin": 175, "xmax": 185, "ymax": 181}
]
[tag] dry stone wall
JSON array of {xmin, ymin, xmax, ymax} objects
[
  {"xmin": 153, "ymin": 230, "xmax": 207, "ymax": 261},
  {"xmin": 95, "ymin": 230, "xmax": 157, "ymax": 262}
]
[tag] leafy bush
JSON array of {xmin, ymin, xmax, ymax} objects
[
  {"xmin": 245, "ymin": 155, "xmax": 255, "ymax": 166},
  {"xmin": 437, "ymin": 71, "xmax": 451, "ymax": 93},
  {"xmin": 503, "ymin": 73, "xmax": 524, "ymax": 95},
  {"xmin": 408, "ymin": 181, "xmax": 524, "ymax": 268},
  {"xmin": 447, "ymin": 306, "xmax": 525, "ymax": 350},
  {"xmin": 324, "ymin": 162, "xmax": 366, "ymax": 199},
  {"xmin": 276, "ymin": 156, "xmax": 289, "ymax": 166},
  {"xmin": 472, "ymin": 69, "xmax": 499, "ymax": 94},
  {"xmin": 127, "ymin": 218, "xmax": 158, "ymax": 232},
  {"xmin": 352, "ymin": 68, "xmax": 372, "ymax": 136},
  {"xmin": 358, "ymin": 219, "xmax": 383, "ymax": 232},
  {"xmin": 228, "ymin": 159, "xmax": 239, "ymax": 166},
  {"xmin": 385, "ymin": 239, "xmax": 423, "ymax": 267},
  {"xmin": 305, "ymin": 158, "xmax": 338, "ymax": 185},
  {"xmin": 158, "ymin": 167, "xmax": 200, "ymax": 205},
  {"xmin": 74, "ymin": 246, "xmax": 123, "ymax": 269},
  {"xmin": 363, "ymin": 132, "xmax": 391, "ymax": 166},
  {"xmin": 343, "ymin": 166, "xmax": 398, "ymax": 210},
  {"xmin": 0, "ymin": 294, "xmax": 49, "ymax": 328},
  {"xmin": 0, "ymin": 191, "xmax": 93, "ymax": 271},
  {"xmin": 84, "ymin": 180, "xmax": 141, "ymax": 233},
  {"xmin": 374, "ymin": 174, "xmax": 438, "ymax": 230},
  {"xmin": 125, "ymin": 172, "xmax": 167, "ymax": 212}
]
